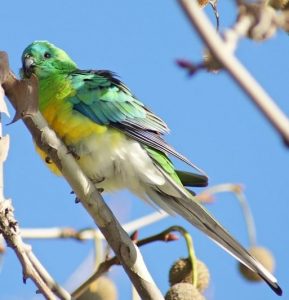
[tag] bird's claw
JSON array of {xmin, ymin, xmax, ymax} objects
[
  {"xmin": 67, "ymin": 146, "xmax": 80, "ymax": 160},
  {"xmin": 97, "ymin": 188, "xmax": 104, "ymax": 193}
]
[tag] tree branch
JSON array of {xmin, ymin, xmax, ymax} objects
[
  {"xmin": 0, "ymin": 52, "xmax": 71, "ymax": 300},
  {"xmin": 178, "ymin": 0, "xmax": 289, "ymax": 146},
  {"xmin": 0, "ymin": 201, "xmax": 59, "ymax": 300},
  {"xmin": 0, "ymin": 52, "xmax": 164, "ymax": 300}
]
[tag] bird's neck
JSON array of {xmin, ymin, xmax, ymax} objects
[{"xmin": 38, "ymin": 73, "xmax": 75, "ymax": 112}]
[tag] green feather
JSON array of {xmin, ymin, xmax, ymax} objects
[
  {"xmin": 144, "ymin": 146, "xmax": 182, "ymax": 185},
  {"xmin": 69, "ymin": 70, "xmax": 169, "ymax": 133}
]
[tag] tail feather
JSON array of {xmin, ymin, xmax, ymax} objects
[{"xmin": 146, "ymin": 166, "xmax": 282, "ymax": 296}]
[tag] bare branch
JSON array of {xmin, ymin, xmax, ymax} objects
[
  {"xmin": 0, "ymin": 200, "xmax": 59, "ymax": 300},
  {"xmin": 0, "ymin": 52, "xmax": 164, "ymax": 300},
  {"xmin": 20, "ymin": 211, "xmax": 168, "ymax": 242},
  {"xmin": 178, "ymin": 0, "xmax": 289, "ymax": 146},
  {"xmin": 0, "ymin": 52, "xmax": 71, "ymax": 300}
]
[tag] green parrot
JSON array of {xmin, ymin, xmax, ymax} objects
[{"xmin": 21, "ymin": 41, "xmax": 281, "ymax": 295}]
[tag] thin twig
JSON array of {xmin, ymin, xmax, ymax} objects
[
  {"xmin": 209, "ymin": 0, "xmax": 220, "ymax": 31},
  {"xmin": 197, "ymin": 184, "xmax": 257, "ymax": 246},
  {"xmin": 20, "ymin": 211, "xmax": 168, "ymax": 241},
  {"xmin": 170, "ymin": 226, "xmax": 198, "ymax": 288},
  {"xmin": 178, "ymin": 0, "xmax": 289, "ymax": 146},
  {"xmin": 235, "ymin": 190, "xmax": 257, "ymax": 246},
  {"xmin": 72, "ymin": 227, "xmax": 178, "ymax": 299},
  {"xmin": 222, "ymin": 14, "xmax": 253, "ymax": 53}
]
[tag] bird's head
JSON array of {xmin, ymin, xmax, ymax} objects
[{"xmin": 21, "ymin": 41, "xmax": 77, "ymax": 79}]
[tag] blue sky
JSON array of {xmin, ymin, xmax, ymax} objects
[{"xmin": 0, "ymin": 1, "xmax": 288, "ymax": 299}]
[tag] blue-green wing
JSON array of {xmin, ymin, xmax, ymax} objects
[
  {"xmin": 69, "ymin": 70, "xmax": 205, "ymax": 176},
  {"xmin": 70, "ymin": 70, "xmax": 168, "ymax": 133}
]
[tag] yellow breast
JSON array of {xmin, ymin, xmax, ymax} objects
[
  {"xmin": 37, "ymin": 90, "xmax": 108, "ymax": 175},
  {"xmin": 43, "ymin": 100, "xmax": 107, "ymax": 144},
  {"xmin": 36, "ymin": 92, "xmax": 126, "ymax": 177}
]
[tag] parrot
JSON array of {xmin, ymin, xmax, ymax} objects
[{"xmin": 21, "ymin": 41, "xmax": 281, "ymax": 295}]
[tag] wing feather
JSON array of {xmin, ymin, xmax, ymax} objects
[{"xmin": 69, "ymin": 70, "xmax": 206, "ymax": 175}]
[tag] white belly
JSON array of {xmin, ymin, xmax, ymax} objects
[{"xmin": 73, "ymin": 131, "xmax": 166, "ymax": 195}]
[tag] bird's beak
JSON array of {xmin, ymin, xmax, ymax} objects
[{"xmin": 23, "ymin": 55, "xmax": 35, "ymax": 77}]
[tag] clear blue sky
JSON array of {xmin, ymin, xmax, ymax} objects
[{"xmin": 0, "ymin": 1, "xmax": 288, "ymax": 299}]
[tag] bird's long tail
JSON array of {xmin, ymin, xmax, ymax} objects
[{"xmin": 145, "ymin": 166, "xmax": 282, "ymax": 296}]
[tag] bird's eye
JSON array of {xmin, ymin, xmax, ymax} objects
[{"xmin": 44, "ymin": 52, "xmax": 51, "ymax": 59}]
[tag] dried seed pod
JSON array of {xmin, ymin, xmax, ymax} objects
[
  {"xmin": 247, "ymin": 6, "xmax": 277, "ymax": 41},
  {"xmin": 203, "ymin": 50, "xmax": 222, "ymax": 73},
  {"xmin": 239, "ymin": 246, "xmax": 275, "ymax": 282},
  {"xmin": 269, "ymin": 0, "xmax": 289, "ymax": 9},
  {"xmin": 283, "ymin": 1, "xmax": 289, "ymax": 9},
  {"xmin": 76, "ymin": 276, "xmax": 117, "ymax": 300},
  {"xmin": 165, "ymin": 283, "xmax": 206, "ymax": 300},
  {"xmin": 197, "ymin": 260, "xmax": 210, "ymax": 293},
  {"xmin": 169, "ymin": 258, "xmax": 210, "ymax": 292}
]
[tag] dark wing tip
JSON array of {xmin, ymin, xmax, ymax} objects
[
  {"xmin": 263, "ymin": 278, "xmax": 282, "ymax": 296},
  {"xmin": 176, "ymin": 170, "xmax": 208, "ymax": 188},
  {"xmin": 272, "ymin": 284, "xmax": 282, "ymax": 296},
  {"xmin": 192, "ymin": 174, "xmax": 209, "ymax": 187},
  {"xmin": 258, "ymin": 267, "xmax": 282, "ymax": 296}
]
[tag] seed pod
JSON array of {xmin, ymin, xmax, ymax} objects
[
  {"xmin": 165, "ymin": 283, "xmax": 206, "ymax": 300},
  {"xmin": 203, "ymin": 50, "xmax": 222, "ymax": 73},
  {"xmin": 76, "ymin": 276, "xmax": 117, "ymax": 300},
  {"xmin": 269, "ymin": 0, "xmax": 289, "ymax": 9},
  {"xmin": 169, "ymin": 258, "xmax": 210, "ymax": 292},
  {"xmin": 239, "ymin": 246, "xmax": 275, "ymax": 282},
  {"xmin": 247, "ymin": 6, "xmax": 277, "ymax": 41},
  {"xmin": 197, "ymin": 260, "xmax": 210, "ymax": 293}
]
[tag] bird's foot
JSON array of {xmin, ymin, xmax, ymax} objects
[
  {"xmin": 90, "ymin": 177, "xmax": 105, "ymax": 193},
  {"xmin": 91, "ymin": 176, "xmax": 105, "ymax": 184},
  {"xmin": 97, "ymin": 188, "xmax": 104, "ymax": 194},
  {"xmin": 67, "ymin": 146, "xmax": 80, "ymax": 160}
]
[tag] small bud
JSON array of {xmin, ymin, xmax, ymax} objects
[
  {"xmin": 176, "ymin": 59, "xmax": 203, "ymax": 76},
  {"xmin": 76, "ymin": 276, "xmax": 117, "ymax": 300},
  {"xmin": 239, "ymin": 246, "xmax": 275, "ymax": 282},
  {"xmin": 130, "ymin": 230, "xmax": 139, "ymax": 242},
  {"xmin": 198, "ymin": 0, "xmax": 210, "ymax": 8},
  {"xmin": 165, "ymin": 283, "xmax": 205, "ymax": 300},
  {"xmin": 169, "ymin": 258, "xmax": 210, "ymax": 293},
  {"xmin": 196, "ymin": 192, "xmax": 215, "ymax": 204},
  {"xmin": 165, "ymin": 233, "xmax": 179, "ymax": 242},
  {"xmin": 0, "ymin": 236, "xmax": 5, "ymax": 253}
]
